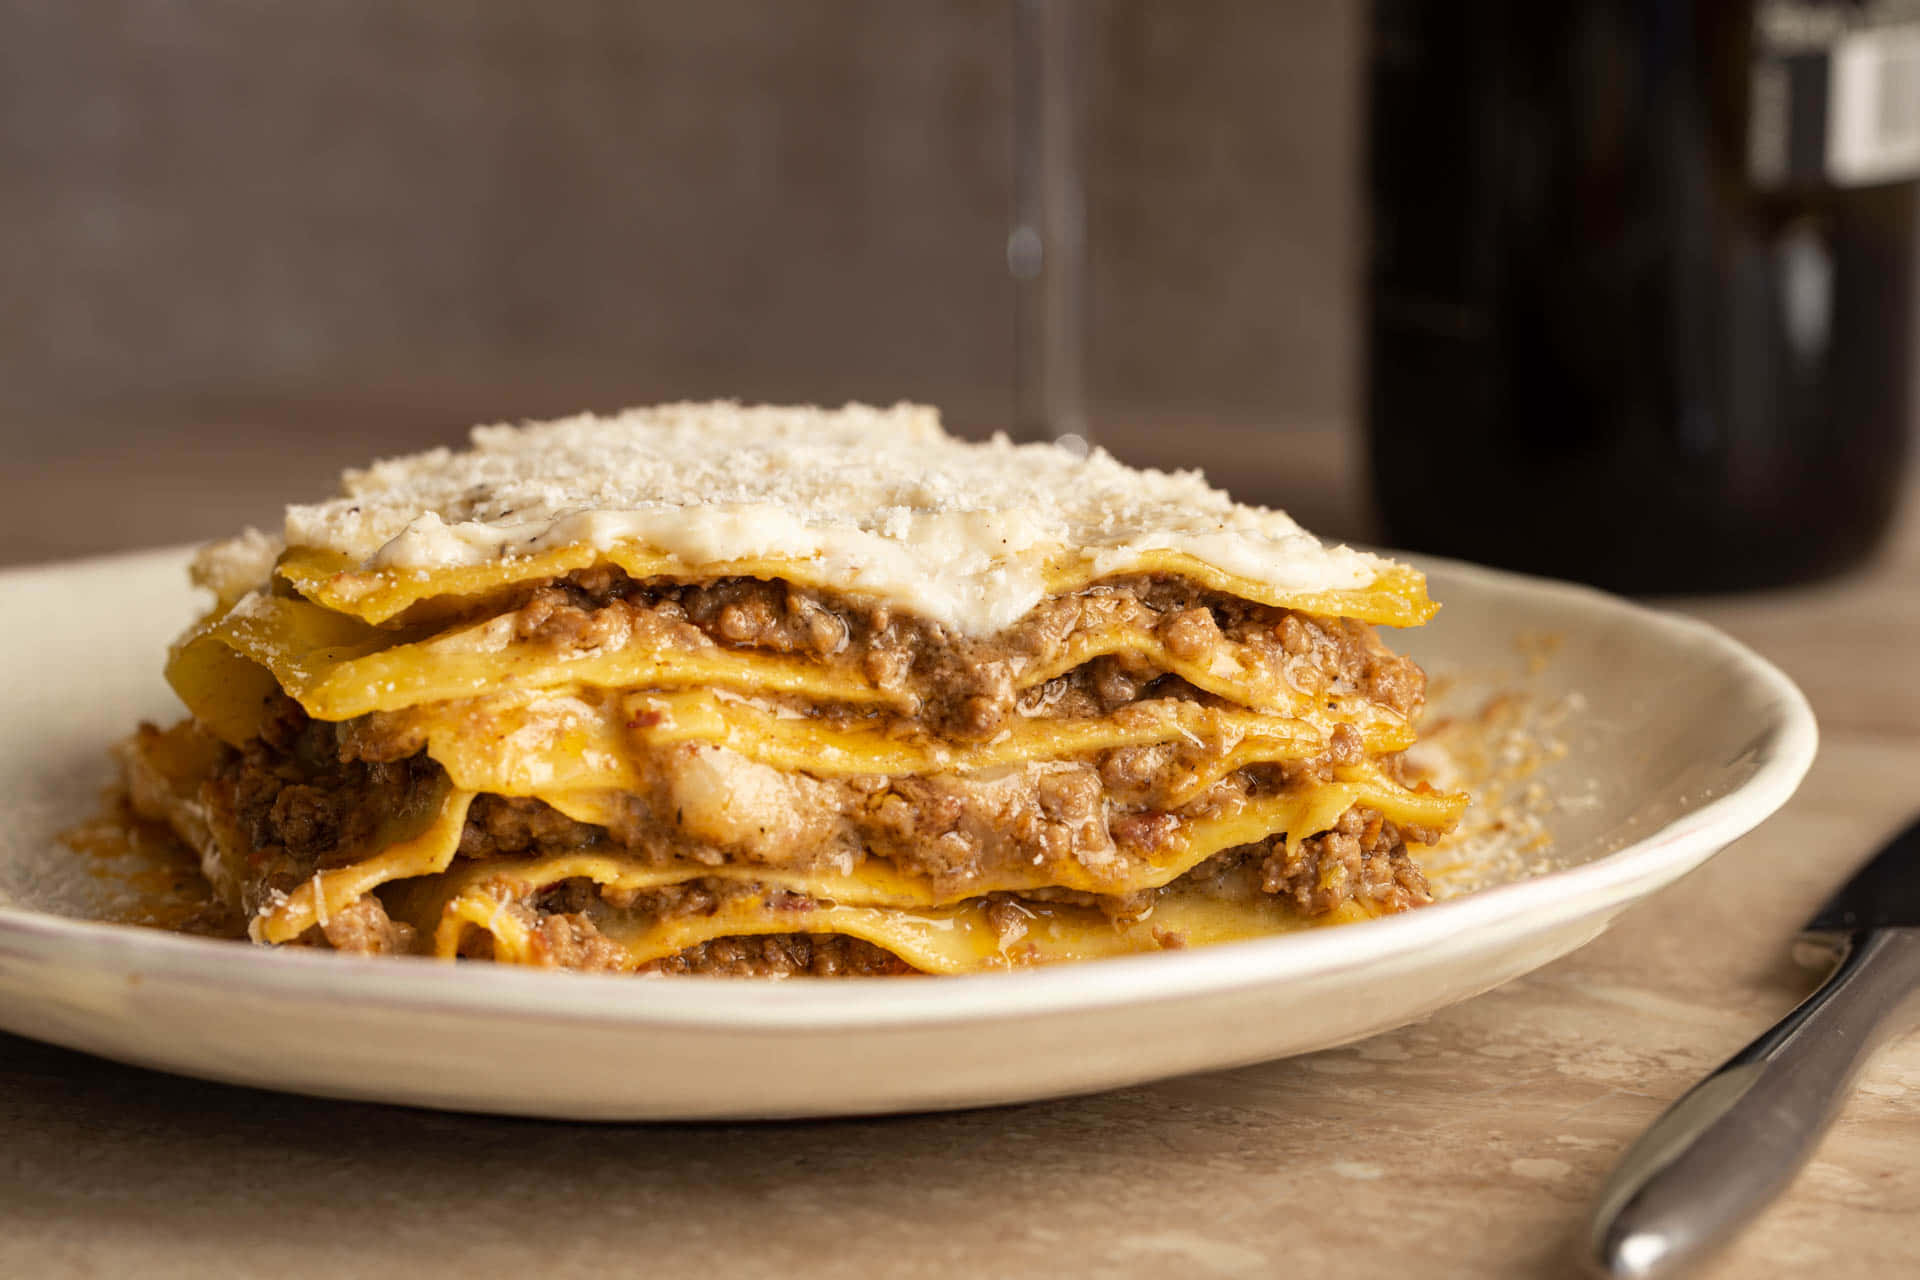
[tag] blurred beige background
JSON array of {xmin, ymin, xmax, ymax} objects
[{"xmin": 0, "ymin": 0, "xmax": 1365, "ymax": 565}]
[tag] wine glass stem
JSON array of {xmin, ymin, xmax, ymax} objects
[{"xmin": 1012, "ymin": 0, "xmax": 1088, "ymax": 446}]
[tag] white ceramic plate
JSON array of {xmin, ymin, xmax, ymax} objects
[{"xmin": 0, "ymin": 547, "xmax": 1815, "ymax": 1120}]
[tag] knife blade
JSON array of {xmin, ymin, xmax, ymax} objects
[
  {"xmin": 1584, "ymin": 815, "xmax": 1920, "ymax": 1278},
  {"xmin": 1804, "ymin": 815, "xmax": 1920, "ymax": 935}
]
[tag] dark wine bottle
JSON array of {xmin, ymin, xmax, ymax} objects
[{"xmin": 1366, "ymin": 0, "xmax": 1917, "ymax": 593}]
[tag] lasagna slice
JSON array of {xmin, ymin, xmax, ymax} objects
[{"xmin": 124, "ymin": 402, "xmax": 1466, "ymax": 975}]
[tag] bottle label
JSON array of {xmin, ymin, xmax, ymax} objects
[{"xmin": 1752, "ymin": 0, "xmax": 1920, "ymax": 186}]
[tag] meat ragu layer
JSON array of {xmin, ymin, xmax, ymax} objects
[
  {"xmin": 145, "ymin": 571, "xmax": 1453, "ymax": 973},
  {"xmin": 449, "ymin": 567, "xmax": 1429, "ymax": 736}
]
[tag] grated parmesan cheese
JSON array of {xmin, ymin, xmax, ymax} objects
[{"xmin": 281, "ymin": 401, "xmax": 1394, "ymax": 635}]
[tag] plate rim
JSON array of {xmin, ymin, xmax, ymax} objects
[{"xmin": 0, "ymin": 546, "xmax": 1818, "ymax": 1032}]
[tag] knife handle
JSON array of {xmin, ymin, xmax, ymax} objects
[{"xmin": 1585, "ymin": 927, "xmax": 1920, "ymax": 1279}]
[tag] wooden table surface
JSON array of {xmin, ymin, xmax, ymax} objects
[{"xmin": 3, "ymin": 430, "xmax": 1918, "ymax": 1279}]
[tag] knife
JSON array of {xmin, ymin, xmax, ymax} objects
[{"xmin": 1584, "ymin": 815, "xmax": 1920, "ymax": 1278}]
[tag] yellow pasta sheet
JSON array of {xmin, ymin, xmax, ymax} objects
[
  {"xmin": 168, "ymin": 593, "xmax": 1412, "ymax": 738},
  {"xmin": 436, "ymin": 881, "xmax": 1382, "ymax": 975},
  {"xmin": 400, "ymin": 690, "xmax": 1410, "ymax": 803},
  {"xmin": 277, "ymin": 543, "xmax": 1437, "ymax": 628}
]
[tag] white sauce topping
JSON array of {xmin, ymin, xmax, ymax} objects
[{"xmin": 282, "ymin": 402, "xmax": 1394, "ymax": 635}]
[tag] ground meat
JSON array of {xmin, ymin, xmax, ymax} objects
[
  {"xmin": 641, "ymin": 933, "xmax": 917, "ymax": 977},
  {"xmin": 1017, "ymin": 884, "xmax": 1157, "ymax": 923},
  {"xmin": 316, "ymin": 894, "xmax": 418, "ymax": 955},
  {"xmin": 1259, "ymin": 804, "xmax": 1433, "ymax": 916},
  {"xmin": 1276, "ymin": 613, "xmax": 1426, "ymax": 720},
  {"xmin": 336, "ymin": 711, "xmax": 426, "ymax": 763},
  {"xmin": 869, "ymin": 763, "xmax": 1123, "ymax": 890},
  {"xmin": 1108, "ymin": 810, "xmax": 1180, "ymax": 854},
  {"xmin": 1328, "ymin": 722, "xmax": 1364, "ymax": 767},
  {"xmin": 514, "ymin": 576, "xmax": 854, "ymax": 663},
  {"xmin": 530, "ymin": 875, "xmax": 728, "ymax": 921},
  {"xmin": 513, "ymin": 587, "xmax": 628, "ymax": 651},
  {"xmin": 1084, "ymin": 658, "xmax": 1141, "ymax": 712},
  {"xmin": 205, "ymin": 694, "xmax": 442, "ymax": 914},
  {"xmin": 459, "ymin": 795, "xmax": 601, "ymax": 859},
  {"xmin": 1097, "ymin": 741, "xmax": 1176, "ymax": 800},
  {"xmin": 685, "ymin": 580, "xmax": 851, "ymax": 657},
  {"xmin": 1160, "ymin": 607, "xmax": 1222, "ymax": 661},
  {"xmin": 523, "ymin": 912, "xmax": 631, "ymax": 971}
]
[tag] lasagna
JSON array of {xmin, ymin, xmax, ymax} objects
[{"xmin": 122, "ymin": 402, "xmax": 1466, "ymax": 976}]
